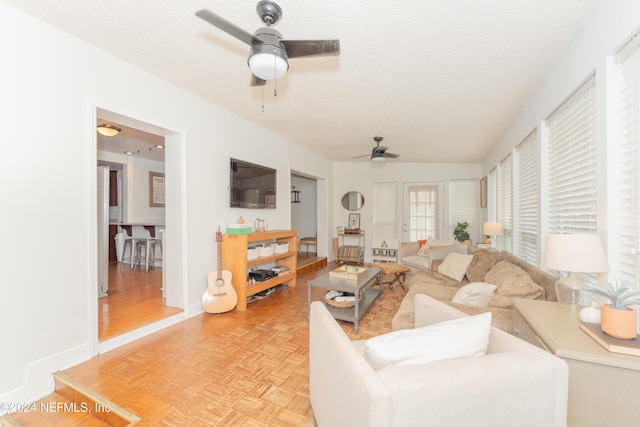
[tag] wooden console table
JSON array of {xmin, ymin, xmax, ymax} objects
[{"xmin": 512, "ymin": 299, "xmax": 640, "ymax": 426}]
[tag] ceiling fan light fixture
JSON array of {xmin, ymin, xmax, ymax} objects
[
  {"xmin": 371, "ymin": 153, "xmax": 386, "ymax": 162},
  {"xmin": 248, "ymin": 43, "xmax": 288, "ymax": 81},
  {"xmin": 97, "ymin": 123, "xmax": 121, "ymax": 137}
]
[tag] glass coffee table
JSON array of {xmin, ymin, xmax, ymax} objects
[{"xmin": 307, "ymin": 267, "xmax": 382, "ymax": 334}]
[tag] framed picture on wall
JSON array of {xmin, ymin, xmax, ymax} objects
[
  {"xmin": 348, "ymin": 213, "xmax": 360, "ymax": 230},
  {"xmin": 149, "ymin": 172, "xmax": 165, "ymax": 207},
  {"xmin": 480, "ymin": 176, "xmax": 488, "ymax": 208}
]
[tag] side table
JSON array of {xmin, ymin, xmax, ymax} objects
[
  {"xmin": 368, "ymin": 262, "xmax": 410, "ymax": 290},
  {"xmin": 512, "ymin": 298, "xmax": 640, "ymax": 426}
]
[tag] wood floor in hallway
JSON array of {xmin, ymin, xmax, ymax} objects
[{"xmin": 64, "ymin": 262, "xmax": 407, "ymax": 426}]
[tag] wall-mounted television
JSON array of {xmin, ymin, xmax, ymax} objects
[{"xmin": 230, "ymin": 158, "xmax": 277, "ymax": 209}]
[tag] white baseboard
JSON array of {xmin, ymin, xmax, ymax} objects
[{"xmin": 97, "ymin": 312, "xmax": 185, "ymax": 354}]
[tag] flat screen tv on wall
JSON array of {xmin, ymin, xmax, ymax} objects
[{"xmin": 230, "ymin": 158, "xmax": 277, "ymax": 209}]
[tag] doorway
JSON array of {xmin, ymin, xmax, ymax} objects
[
  {"xmin": 94, "ymin": 107, "xmax": 185, "ymax": 348},
  {"xmin": 402, "ymin": 182, "xmax": 444, "ymax": 241}
]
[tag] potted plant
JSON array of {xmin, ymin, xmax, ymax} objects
[
  {"xmin": 583, "ymin": 279, "xmax": 640, "ymax": 339},
  {"xmin": 453, "ymin": 222, "xmax": 472, "ymax": 245}
]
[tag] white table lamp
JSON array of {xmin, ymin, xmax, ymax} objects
[
  {"xmin": 482, "ymin": 222, "xmax": 503, "ymax": 250},
  {"xmin": 543, "ymin": 234, "xmax": 609, "ymax": 310}
]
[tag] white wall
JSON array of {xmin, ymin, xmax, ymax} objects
[
  {"xmin": 0, "ymin": 2, "xmax": 332, "ymax": 406},
  {"xmin": 333, "ymin": 162, "xmax": 482, "ymax": 262}
]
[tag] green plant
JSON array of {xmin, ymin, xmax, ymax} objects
[
  {"xmin": 583, "ymin": 279, "xmax": 640, "ymax": 310},
  {"xmin": 453, "ymin": 222, "xmax": 470, "ymax": 242}
]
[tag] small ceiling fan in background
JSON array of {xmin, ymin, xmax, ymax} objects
[
  {"xmin": 354, "ymin": 137, "xmax": 400, "ymax": 162},
  {"xmin": 195, "ymin": 1, "xmax": 340, "ymax": 86}
]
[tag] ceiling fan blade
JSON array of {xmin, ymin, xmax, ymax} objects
[
  {"xmin": 195, "ymin": 9, "xmax": 262, "ymax": 46},
  {"xmin": 385, "ymin": 153, "xmax": 400, "ymax": 159},
  {"xmin": 374, "ymin": 146, "xmax": 389, "ymax": 153},
  {"xmin": 352, "ymin": 154, "xmax": 370, "ymax": 159},
  {"xmin": 281, "ymin": 40, "xmax": 340, "ymax": 58},
  {"xmin": 250, "ymin": 74, "xmax": 266, "ymax": 86}
]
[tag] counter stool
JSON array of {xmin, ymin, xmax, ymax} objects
[
  {"xmin": 120, "ymin": 238, "xmax": 137, "ymax": 269},
  {"xmin": 144, "ymin": 239, "xmax": 162, "ymax": 272}
]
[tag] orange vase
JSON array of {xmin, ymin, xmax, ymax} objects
[{"xmin": 600, "ymin": 304, "xmax": 637, "ymax": 339}]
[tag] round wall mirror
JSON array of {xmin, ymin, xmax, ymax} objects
[{"xmin": 341, "ymin": 191, "xmax": 365, "ymax": 211}]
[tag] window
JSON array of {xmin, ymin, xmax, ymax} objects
[
  {"xmin": 547, "ymin": 76, "xmax": 597, "ymax": 235},
  {"xmin": 406, "ymin": 184, "xmax": 439, "ymax": 241},
  {"xmin": 611, "ymin": 36, "xmax": 640, "ymax": 294},
  {"xmin": 449, "ymin": 179, "xmax": 480, "ymax": 242},
  {"xmin": 373, "ymin": 182, "xmax": 398, "ymax": 238},
  {"xmin": 516, "ymin": 131, "xmax": 539, "ymax": 265},
  {"xmin": 497, "ymin": 154, "xmax": 513, "ymax": 252},
  {"xmin": 487, "ymin": 168, "xmax": 497, "ymax": 222}
]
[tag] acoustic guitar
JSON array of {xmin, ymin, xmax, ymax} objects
[{"xmin": 202, "ymin": 228, "xmax": 238, "ymax": 313}]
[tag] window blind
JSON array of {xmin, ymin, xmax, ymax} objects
[
  {"xmin": 498, "ymin": 154, "xmax": 513, "ymax": 252},
  {"xmin": 373, "ymin": 182, "xmax": 398, "ymax": 238},
  {"xmin": 449, "ymin": 179, "xmax": 480, "ymax": 242},
  {"xmin": 516, "ymin": 131, "xmax": 539, "ymax": 266},
  {"xmin": 547, "ymin": 76, "xmax": 597, "ymax": 235},
  {"xmin": 613, "ymin": 36, "xmax": 640, "ymax": 292},
  {"xmin": 487, "ymin": 168, "xmax": 497, "ymax": 222}
]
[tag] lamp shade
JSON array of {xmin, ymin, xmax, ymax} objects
[
  {"xmin": 482, "ymin": 222, "xmax": 503, "ymax": 236},
  {"xmin": 544, "ymin": 234, "xmax": 609, "ymax": 273}
]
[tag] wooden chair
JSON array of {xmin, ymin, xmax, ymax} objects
[{"xmin": 299, "ymin": 232, "xmax": 317, "ymax": 254}]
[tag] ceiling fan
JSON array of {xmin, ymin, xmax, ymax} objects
[
  {"xmin": 354, "ymin": 137, "xmax": 400, "ymax": 162},
  {"xmin": 195, "ymin": 1, "xmax": 340, "ymax": 86}
]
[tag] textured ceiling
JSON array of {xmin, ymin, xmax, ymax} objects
[{"xmin": 4, "ymin": 0, "xmax": 597, "ymax": 163}]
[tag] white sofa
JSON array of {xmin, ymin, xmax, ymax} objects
[{"xmin": 309, "ymin": 295, "xmax": 568, "ymax": 427}]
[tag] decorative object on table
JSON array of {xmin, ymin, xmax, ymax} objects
[
  {"xmin": 202, "ymin": 228, "xmax": 238, "ymax": 313},
  {"xmin": 348, "ymin": 213, "xmax": 360, "ymax": 230},
  {"xmin": 323, "ymin": 289, "xmax": 363, "ymax": 308},
  {"xmin": 237, "ymin": 216, "xmax": 245, "ymax": 224},
  {"xmin": 329, "ymin": 265, "xmax": 368, "ymax": 280},
  {"xmin": 453, "ymin": 221, "xmax": 471, "ymax": 245},
  {"xmin": 482, "ymin": 222, "xmax": 503, "ymax": 250},
  {"xmin": 543, "ymin": 233, "xmax": 609, "ymax": 310},
  {"xmin": 226, "ymin": 223, "xmax": 252, "ymax": 234},
  {"xmin": 254, "ymin": 218, "xmax": 268, "ymax": 232},
  {"xmin": 582, "ymin": 279, "xmax": 640, "ymax": 339},
  {"xmin": 579, "ymin": 321, "xmax": 640, "ymax": 356}
]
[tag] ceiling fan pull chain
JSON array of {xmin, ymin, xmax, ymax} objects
[
  {"xmin": 261, "ymin": 85, "xmax": 265, "ymax": 112},
  {"xmin": 273, "ymin": 48, "xmax": 278, "ymax": 97}
]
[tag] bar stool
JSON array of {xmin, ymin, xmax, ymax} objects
[
  {"xmin": 120, "ymin": 238, "xmax": 137, "ymax": 269},
  {"xmin": 144, "ymin": 239, "xmax": 162, "ymax": 272}
]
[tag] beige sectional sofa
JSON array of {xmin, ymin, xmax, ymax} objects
[
  {"xmin": 309, "ymin": 295, "xmax": 569, "ymax": 427},
  {"xmin": 394, "ymin": 246, "xmax": 558, "ymax": 333}
]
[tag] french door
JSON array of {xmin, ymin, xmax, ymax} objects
[{"xmin": 402, "ymin": 182, "xmax": 444, "ymax": 242}]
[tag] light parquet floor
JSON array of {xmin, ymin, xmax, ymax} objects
[{"xmin": 59, "ymin": 262, "xmax": 407, "ymax": 426}]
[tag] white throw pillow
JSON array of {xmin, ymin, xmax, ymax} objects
[
  {"xmin": 438, "ymin": 252, "xmax": 475, "ymax": 281},
  {"xmin": 363, "ymin": 312, "xmax": 492, "ymax": 371},
  {"xmin": 452, "ymin": 282, "xmax": 498, "ymax": 307}
]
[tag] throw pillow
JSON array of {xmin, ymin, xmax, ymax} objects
[
  {"xmin": 452, "ymin": 282, "xmax": 498, "ymax": 307},
  {"xmin": 417, "ymin": 242, "xmax": 431, "ymax": 257},
  {"xmin": 437, "ymin": 252, "xmax": 475, "ymax": 282},
  {"xmin": 465, "ymin": 249, "xmax": 497, "ymax": 282},
  {"xmin": 363, "ymin": 312, "xmax": 492, "ymax": 371},
  {"xmin": 484, "ymin": 261, "xmax": 545, "ymax": 309}
]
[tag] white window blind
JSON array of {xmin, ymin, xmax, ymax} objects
[
  {"xmin": 373, "ymin": 182, "xmax": 398, "ymax": 238},
  {"xmin": 407, "ymin": 184, "xmax": 439, "ymax": 240},
  {"xmin": 613, "ymin": 36, "xmax": 640, "ymax": 293},
  {"xmin": 498, "ymin": 154, "xmax": 513, "ymax": 252},
  {"xmin": 516, "ymin": 131, "xmax": 539, "ymax": 266},
  {"xmin": 487, "ymin": 168, "xmax": 497, "ymax": 222},
  {"xmin": 449, "ymin": 180, "xmax": 480, "ymax": 242},
  {"xmin": 547, "ymin": 76, "xmax": 597, "ymax": 235}
]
